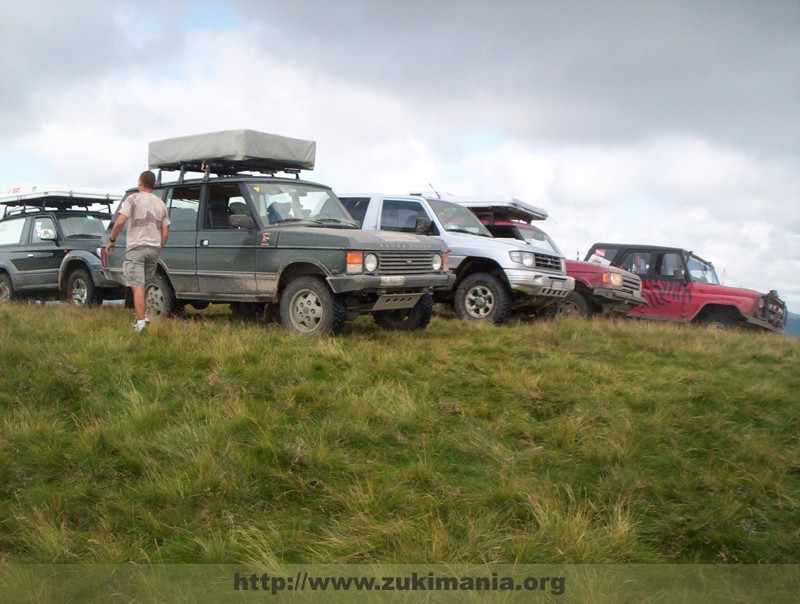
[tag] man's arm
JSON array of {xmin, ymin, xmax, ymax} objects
[
  {"xmin": 160, "ymin": 223, "xmax": 169, "ymax": 248},
  {"xmin": 104, "ymin": 214, "xmax": 128, "ymax": 253}
]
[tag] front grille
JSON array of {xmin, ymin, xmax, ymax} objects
[
  {"xmin": 376, "ymin": 250, "xmax": 435, "ymax": 275},
  {"xmin": 622, "ymin": 275, "xmax": 641, "ymax": 292},
  {"xmin": 534, "ymin": 253, "xmax": 562, "ymax": 272}
]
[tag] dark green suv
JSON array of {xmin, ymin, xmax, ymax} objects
[
  {"xmin": 101, "ymin": 130, "xmax": 454, "ymax": 334},
  {"xmin": 0, "ymin": 188, "xmax": 125, "ymax": 305}
]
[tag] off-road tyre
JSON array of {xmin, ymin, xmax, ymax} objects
[
  {"xmin": 700, "ymin": 311, "xmax": 736, "ymax": 331},
  {"xmin": 0, "ymin": 273, "xmax": 14, "ymax": 303},
  {"xmin": 557, "ymin": 291, "xmax": 591, "ymax": 318},
  {"xmin": 373, "ymin": 293, "xmax": 434, "ymax": 331},
  {"xmin": 280, "ymin": 276, "xmax": 346, "ymax": 335},
  {"xmin": 454, "ymin": 272, "xmax": 512, "ymax": 324},
  {"xmin": 65, "ymin": 267, "xmax": 97, "ymax": 307},
  {"xmin": 145, "ymin": 272, "xmax": 183, "ymax": 318}
]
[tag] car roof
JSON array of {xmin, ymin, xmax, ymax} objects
[{"xmin": 0, "ymin": 188, "xmax": 118, "ymax": 219}]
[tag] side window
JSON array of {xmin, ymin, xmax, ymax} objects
[
  {"xmin": 620, "ymin": 251, "xmax": 652, "ymax": 276},
  {"xmin": 0, "ymin": 218, "xmax": 26, "ymax": 245},
  {"xmin": 339, "ymin": 197, "xmax": 369, "ymax": 227},
  {"xmin": 168, "ymin": 186, "xmax": 201, "ymax": 231},
  {"xmin": 31, "ymin": 217, "xmax": 57, "ymax": 243},
  {"xmin": 380, "ymin": 199, "xmax": 427, "ymax": 232},
  {"xmin": 656, "ymin": 253, "xmax": 685, "ymax": 279},
  {"xmin": 204, "ymin": 183, "xmax": 248, "ymax": 229}
]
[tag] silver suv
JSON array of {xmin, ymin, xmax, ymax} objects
[{"xmin": 339, "ymin": 193, "xmax": 574, "ymax": 324}]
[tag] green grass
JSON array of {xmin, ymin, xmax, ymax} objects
[{"xmin": 1, "ymin": 303, "xmax": 798, "ymax": 564}]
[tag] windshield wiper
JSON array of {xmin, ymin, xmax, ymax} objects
[
  {"xmin": 312, "ymin": 218, "xmax": 356, "ymax": 226},
  {"xmin": 446, "ymin": 227, "xmax": 490, "ymax": 237},
  {"xmin": 269, "ymin": 218, "xmax": 308, "ymax": 224},
  {"xmin": 65, "ymin": 233, "xmax": 102, "ymax": 239}
]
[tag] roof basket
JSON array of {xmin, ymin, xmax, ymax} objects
[{"xmin": 0, "ymin": 191, "xmax": 115, "ymax": 218}]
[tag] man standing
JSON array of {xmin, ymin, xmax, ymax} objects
[{"xmin": 105, "ymin": 171, "xmax": 170, "ymax": 332}]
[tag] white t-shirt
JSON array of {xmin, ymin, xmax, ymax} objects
[{"xmin": 119, "ymin": 191, "xmax": 170, "ymax": 250}]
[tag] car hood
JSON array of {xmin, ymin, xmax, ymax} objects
[
  {"xmin": 274, "ymin": 227, "xmax": 447, "ymax": 252},
  {"xmin": 441, "ymin": 230, "xmax": 560, "ymax": 257}
]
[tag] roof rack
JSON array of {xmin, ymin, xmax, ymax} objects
[
  {"xmin": 0, "ymin": 189, "xmax": 117, "ymax": 219},
  {"xmin": 149, "ymin": 130, "xmax": 316, "ymax": 184}
]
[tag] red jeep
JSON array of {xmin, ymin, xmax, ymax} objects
[
  {"xmin": 447, "ymin": 197, "xmax": 646, "ymax": 317},
  {"xmin": 585, "ymin": 243, "xmax": 787, "ymax": 332}
]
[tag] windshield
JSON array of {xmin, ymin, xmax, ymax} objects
[
  {"xmin": 519, "ymin": 225, "xmax": 563, "ymax": 255},
  {"xmin": 246, "ymin": 183, "xmax": 355, "ymax": 226},
  {"xmin": 687, "ymin": 254, "xmax": 720, "ymax": 284},
  {"xmin": 428, "ymin": 199, "xmax": 492, "ymax": 236},
  {"xmin": 59, "ymin": 214, "xmax": 109, "ymax": 237}
]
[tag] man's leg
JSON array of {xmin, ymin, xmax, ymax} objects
[{"xmin": 132, "ymin": 285, "xmax": 146, "ymax": 321}]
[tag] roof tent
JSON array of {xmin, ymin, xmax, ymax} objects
[
  {"xmin": 414, "ymin": 194, "xmax": 549, "ymax": 223},
  {"xmin": 148, "ymin": 129, "xmax": 317, "ymax": 175}
]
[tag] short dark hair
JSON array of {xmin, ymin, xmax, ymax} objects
[{"xmin": 139, "ymin": 170, "xmax": 156, "ymax": 189}]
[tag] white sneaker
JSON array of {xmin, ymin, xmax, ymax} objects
[{"xmin": 132, "ymin": 319, "xmax": 147, "ymax": 332}]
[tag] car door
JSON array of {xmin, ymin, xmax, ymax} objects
[
  {"xmin": 162, "ymin": 185, "xmax": 200, "ymax": 294},
  {"xmin": 617, "ymin": 249, "xmax": 656, "ymax": 318},
  {"xmin": 0, "ymin": 216, "xmax": 29, "ymax": 288},
  {"xmin": 196, "ymin": 182, "xmax": 258, "ymax": 296},
  {"xmin": 14, "ymin": 215, "xmax": 63, "ymax": 292}
]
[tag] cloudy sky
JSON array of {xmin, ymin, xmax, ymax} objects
[{"xmin": 2, "ymin": 0, "xmax": 798, "ymax": 312}]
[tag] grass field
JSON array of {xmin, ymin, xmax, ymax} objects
[{"xmin": 1, "ymin": 302, "xmax": 798, "ymax": 565}]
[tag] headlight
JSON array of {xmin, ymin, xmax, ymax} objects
[
  {"xmin": 509, "ymin": 251, "xmax": 535, "ymax": 267},
  {"xmin": 602, "ymin": 272, "xmax": 624, "ymax": 287},
  {"xmin": 364, "ymin": 253, "xmax": 379, "ymax": 272},
  {"xmin": 432, "ymin": 253, "xmax": 442, "ymax": 271}
]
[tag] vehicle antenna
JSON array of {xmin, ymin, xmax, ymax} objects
[{"xmin": 428, "ymin": 183, "xmax": 442, "ymax": 199}]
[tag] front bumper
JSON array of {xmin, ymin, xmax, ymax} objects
[
  {"xmin": 504, "ymin": 269, "xmax": 574, "ymax": 298},
  {"xmin": 592, "ymin": 287, "xmax": 648, "ymax": 314},
  {"xmin": 328, "ymin": 272, "xmax": 455, "ymax": 295}
]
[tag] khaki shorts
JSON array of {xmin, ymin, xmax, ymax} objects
[{"xmin": 122, "ymin": 247, "xmax": 159, "ymax": 287}]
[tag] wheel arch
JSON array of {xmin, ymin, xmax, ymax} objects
[
  {"xmin": 694, "ymin": 304, "xmax": 745, "ymax": 324},
  {"xmin": 277, "ymin": 261, "xmax": 329, "ymax": 295},
  {"xmin": 452, "ymin": 257, "xmax": 507, "ymax": 289}
]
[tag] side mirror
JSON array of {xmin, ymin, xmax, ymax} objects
[
  {"xmin": 229, "ymin": 214, "xmax": 255, "ymax": 229},
  {"xmin": 39, "ymin": 228, "xmax": 57, "ymax": 241},
  {"xmin": 414, "ymin": 216, "xmax": 433, "ymax": 235}
]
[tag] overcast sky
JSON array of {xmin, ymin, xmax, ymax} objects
[{"xmin": 2, "ymin": 0, "xmax": 798, "ymax": 312}]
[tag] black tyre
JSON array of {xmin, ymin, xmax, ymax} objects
[
  {"xmin": 0, "ymin": 273, "xmax": 13, "ymax": 303},
  {"xmin": 700, "ymin": 311, "xmax": 736, "ymax": 331},
  {"xmin": 280, "ymin": 276, "xmax": 346, "ymax": 335},
  {"xmin": 557, "ymin": 291, "xmax": 591, "ymax": 318},
  {"xmin": 373, "ymin": 293, "xmax": 433, "ymax": 331},
  {"xmin": 65, "ymin": 267, "xmax": 96, "ymax": 307},
  {"xmin": 145, "ymin": 272, "xmax": 182, "ymax": 318},
  {"xmin": 453, "ymin": 272, "xmax": 512, "ymax": 324}
]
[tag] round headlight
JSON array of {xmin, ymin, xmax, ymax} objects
[
  {"xmin": 432, "ymin": 254, "xmax": 442, "ymax": 271},
  {"xmin": 522, "ymin": 253, "xmax": 535, "ymax": 267},
  {"xmin": 364, "ymin": 253, "xmax": 379, "ymax": 272}
]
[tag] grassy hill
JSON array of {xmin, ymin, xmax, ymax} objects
[{"xmin": 1, "ymin": 303, "xmax": 798, "ymax": 565}]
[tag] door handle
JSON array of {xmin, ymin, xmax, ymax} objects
[{"xmin": 201, "ymin": 240, "xmax": 209, "ymax": 246}]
